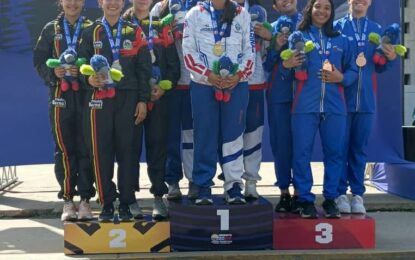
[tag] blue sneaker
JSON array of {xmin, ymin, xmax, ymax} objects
[
  {"xmin": 98, "ymin": 203, "xmax": 115, "ymax": 222},
  {"xmin": 195, "ymin": 186, "xmax": 213, "ymax": 205},
  {"xmin": 225, "ymin": 183, "xmax": 246, "ymax": 204}
]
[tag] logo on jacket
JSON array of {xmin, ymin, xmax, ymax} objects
[
  {"xmin": 94, "ymin": 41, "xmax": 103, "ymax": 49},
  {"xmin": 89, "ymin": 99, "xmax": 103, "ymax": 109},
  {"xmin": 54, "ymin": 34, "xmax": 63, "ymax": 40},
  {"xmin": 201, "ymin": 24, "xmax": 214, "ymax": 32},
  {"xmin": 234, "ymin": 22, "xmax": 241, "ymax": 32},
  {"xmin": 123, "ymin": 39, "xmax": 133, "ymax": 50},
  {"xmin": 52, "ymin": 98, "xmax": 66, "ymax": 108}
]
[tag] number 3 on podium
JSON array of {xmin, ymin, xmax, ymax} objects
[
  {"xmin": 315, "ymin": 223, "xmax": 333, "ymax": 244},
  {"xmin": 109, "ymin": 229, "xmax": 127, "ymax": 248}
]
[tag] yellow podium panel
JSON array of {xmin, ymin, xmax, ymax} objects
[{"xmin": 64, "ymin": 219, "xmax": 170, "ymax": 254}]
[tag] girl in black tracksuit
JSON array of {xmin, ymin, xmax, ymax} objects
[
  {"xmin": 33, "ymin": 0, "xmax": 95, "ymax": 221},
  {"xmin": 78, "ymin": 0, "xmax": 152, "ymax": 222},
  {"xmin": 123, "ymin": 0, "xmax": 180, "ymax": 220}
]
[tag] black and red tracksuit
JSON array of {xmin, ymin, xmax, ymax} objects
[
  {"xmin": 78, "ymin": 18, "xmax": 152, "ymax": 206},
  {"xmin": 33, "ymin": 15, "xmax": 95, "ymax": 201},
  {"xmin": 123, "ymin": 9, "xmax": 180, "ymax": 196}
]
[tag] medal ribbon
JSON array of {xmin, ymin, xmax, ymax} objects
[
  {"xmin": 308, "ymin": 30, "xmax": 332, "ymax": 62},
  {"xmin": 206, "ymin": 1, "xmax": 229, "ymax": 45},
  {"xmin": 132, "ymin": 15, "xmax": 155, "ymax": 62},
  {"xmin": 348, "ymin": 14, "xmax": 368, "ymax": 53},
  {"xmin": 63, "ymin": 16, "xmax": 83, "ymax": 50},
  {"xmin": 102, "ymin": 17, "xmax": 123, "ymax": 62}
]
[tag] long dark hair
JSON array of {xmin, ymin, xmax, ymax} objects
[
  {"xmin": 209, "ymin": 0, "xmax": 236, "ymax": 24},
  {"xmin": 298, "ymin": 0, "xmax": 339, "ymax": 37},
  {"xmin": 158, "ymin": 0, "xmax": 170, "ymax": 18},
  {"xmin": 247, "ymin": 0, "xmax": 262, "ymax": 6}
]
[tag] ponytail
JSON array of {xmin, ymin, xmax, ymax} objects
[{"xmin": 221, "ymin": 0, "xmax": 236, "ymax": 24}]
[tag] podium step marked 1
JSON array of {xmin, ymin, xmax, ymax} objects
[
  {"xmin": 169, "ymin": 196, "xmax": 274, "ymax": 251},
  {"xmin": 273, "ymin": 211, "xmax": 376, "ymax": 249},
  {"xmin": 64, "ymin": 216, "xmax": 170, "ymax": 255}
]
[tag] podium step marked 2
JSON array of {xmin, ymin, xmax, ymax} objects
[
  {"xmin": 169, "ymin": 196, "xmax": 273, "ymax": 251},
  {"xmin": 273, "ymin": 211, "xmax": 376, "ymax": 249},
  {"xmin": 64, "ymin": 216, "xmax": 170, "ymax": 255}
]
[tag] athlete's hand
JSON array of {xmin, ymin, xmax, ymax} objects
[
  {"xmin": 207, "ymin": 72, "xmax": 224, "ymax": 88},
  {"xmin": 282, "ymin": 52, "xmax": 305, "ymax": 69},
  {"xmin": 254, "ymin": 24, "xmax": 272, "ymax": 41},
  {"xmin": 382, "ymin": 43, "xmax": 397, "ymax": 61},
  {"xmin": 320, "ymin": 64, "xmax": 344, "ymax": 83},
  {"xmin": 151, "ymin": 86, "xmax": 165, "ymax": 101},
  {"xmin": 69, "ymin": 66, "xmax": 79, "ymax": 77},
  {"xmin": 135, "ymin": 102, "xmax": 147, "ymax": 125},
  {"xmin": 223, "ymin": 74, "xmax": 241, "ymax": 89},
  {"xmin": 54, "ymin": 67, "xmax": 65, "ymax": 78},
  {"xmin": 88, "ymin": 74, "xmax": 105, "ymax": 88}
]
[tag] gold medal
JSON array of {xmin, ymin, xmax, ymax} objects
[
  {"xmin": 323, "ymin": 59, "xmax": 333, "ymax": 72},
  {"xmin": 213, "ymin": 43, "xmax": 224, "ymax": 57},
  {"xmin": 356, "ymin": 52, "xmax": 367, "ymax": 67}
]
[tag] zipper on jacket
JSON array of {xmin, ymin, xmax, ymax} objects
[
  {"xmin": 319, "ymin": 29, "xmax": 326, "ymax": 113},
  {"xmin": 356, "ymin": 18, "xmax": 362, "ymax": 112}
]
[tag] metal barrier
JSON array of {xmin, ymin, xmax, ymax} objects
[{"xmin": 0, "ymin": 166, "xmax": 18, "ymax": 190}]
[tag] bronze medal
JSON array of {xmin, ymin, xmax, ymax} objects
[
  {"xmin": 323, "ymin": 59, "xmax": 333, "ymax": 72},
  {"xmin": 213, "ymin": 43, "xmax": 224, "ymax": 57},
  {"xmin": 356, "ymin": 52, "xmax": 367, "ymax": 67}
]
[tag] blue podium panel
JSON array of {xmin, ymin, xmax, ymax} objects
[{"xmin": 169, "ymin": 196, "xmax": 273, "ymax": 251}]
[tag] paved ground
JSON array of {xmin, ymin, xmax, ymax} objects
[{"xmin": 1, "ymin": 163, "xmax": 415, "ymax": 259}]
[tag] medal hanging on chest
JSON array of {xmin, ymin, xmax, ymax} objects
[
  {"xmin": 63, "ymin": 16, "xmax": 83, "ymax": 51},
  {"xmin": 207, "ymin": 1, "xmax": 228, "ymax": 57},
  {"xmin": 356, "ymin": 52, "xmax": 367, "ymax": 67},
  {"xmin": 309, "ymin": 31, "xmax": 332, "ymax": 71},
  {"xmin": 102, "ymin": 17, "xmax": 124, "ymax": 72},
  {"xmin": 349, "ymin": 15, "xmax": 368, "ymax": 67}
]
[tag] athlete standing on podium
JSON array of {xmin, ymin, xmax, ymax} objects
[
  {"xmin": 334, "ymin": 0, "xmax": 397, "ymax": 214},
  {"xmin": 182, "ymin": 0, "xmax": 255, "ymax": 205},
  {"xmin": 33, "ymin": 0, "xmax": 95, "ymax": 222},
  {"xmin": 281, "ymin": 0, "xmax": 358, "ymax": 218},
  {"xmin": 78, "ymin": 0, "xmax": 152, "ymax": 222}
]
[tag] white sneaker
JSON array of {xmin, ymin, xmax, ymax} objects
[
  {"xmin": 129, "ymin": 201, "xmax": 144, "ymax": 219},
  {"xmin": 167, "ymin": 183, "xmax": 182, "ymax": 200},
  {"xmin": 335, "ymin": 195, "xmax": 351, "ymax": 214},
  {"xmin": 78, "ymin": 200, "xmax": 94, "ymax": 220},
  {"xmin": 351, "ymin": 195, "xmax": 366, "ymax": 214},
  {"xmin": 152, "ymin": 196, "xmax": 168, "ymax": 220},
  {"xmin": 244, "ymin": 180, "xmax": 259, "ymax": 199},
  {"xmin": 61, "ymin": 201, "xmax": 77, "ymax": 221}
]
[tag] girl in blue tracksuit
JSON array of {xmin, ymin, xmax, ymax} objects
[
  {"xmin": 264, "ymin": 0, "xmax": 302, "ymax": 213},
  {"xmin": 281, "ymin": 0, "xmax": 358, "ymax": 218},
  {"xmin": 182, "ymin": 0, "xmax": 255, "ymax": 205},
  {"xmin": 334, "ymin": 0, "xmax": 397, "ymax": 214}
]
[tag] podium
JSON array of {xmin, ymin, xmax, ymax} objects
[
  {"xmin": 169, "ymin": 196, "xmax": 273, "ymax": 251},
  {"xmin": 64, "ymin": 216, "xmax": 170, "ymax": 255},
  {"xmin": 273, "ymin": 211, "xmax": 375, "ymax": 249}
]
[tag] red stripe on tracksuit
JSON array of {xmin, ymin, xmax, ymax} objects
[
  {"xmin": 372, "ymin": 72, "xmax": 377, "ymax": 95},
  {"xmin": 291, "ymin": 81, "xmax": 305, "ymax": 113},
  {"xmin": 184, "ymin": 54, "xmax": 208, "ymax": 76}
]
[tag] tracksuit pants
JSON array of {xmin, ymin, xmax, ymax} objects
[
  {"xmin": 243, "ymin": 89, "xmax": 264, "ymax": 181},
  {"xmin": 49, "ymin": 86, "xmax": 94, "ymax": 201},
  {"xmin": 190, "ymin": 81, "xmax": 249, "ymax": 191},
  {"xmin": 85, "ymin": 90, "xmax": 141, "ymax": 206},
  {"xmin": 268, "ymin": 102, "xmax": 293, "ymax": 189},
  {"xmin": 338, "ymin": 112, "xmax": 374, "ymax": 197},
  {"xmin": 165, "ymin": 88, "xmax": 194, "ymax": 185},
  {"xmin": 139, "ymin": 96, "xmax": 169, "ymax": 196},
  {"xmin": 292, "ymin": 113, "xmax": 346, "ymax": 202}
]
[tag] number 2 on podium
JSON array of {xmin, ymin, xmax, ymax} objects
[
  {"xmin": 217, "ymin": 209, "xmax": 230, "ymax": 231},
  {"xmin": 315, "ymin": 223, "xmax": 333, "ymax": 244},
  {"xmin": 109, "ymin": 229, "xmax": 127, "ymax": 248}
]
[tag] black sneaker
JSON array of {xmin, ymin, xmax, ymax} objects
[
  {"xmin": 300, "ymin": 201, "xmax": 318, "ymax": 219},
  {"xmin": 322, "ymin": 199, "xmax": 341, "ymax": 219},
  {"xmin": 275, "ymin": 193, "xmax": 291, "ymax": 212},
  {"xmin": 98, "ymin": 203, "xmax": 115, "ymax": 222},
  {"xmin": 118, "ymin": 204, "xmax": 133, "ymax": 222},
  {"xmin": 195, "ymin": 186, "xmax": 213, "ymax": 205},
  {"xmin": 290, "ymin": 195, "xmax": 302, "ymax": 214}
]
